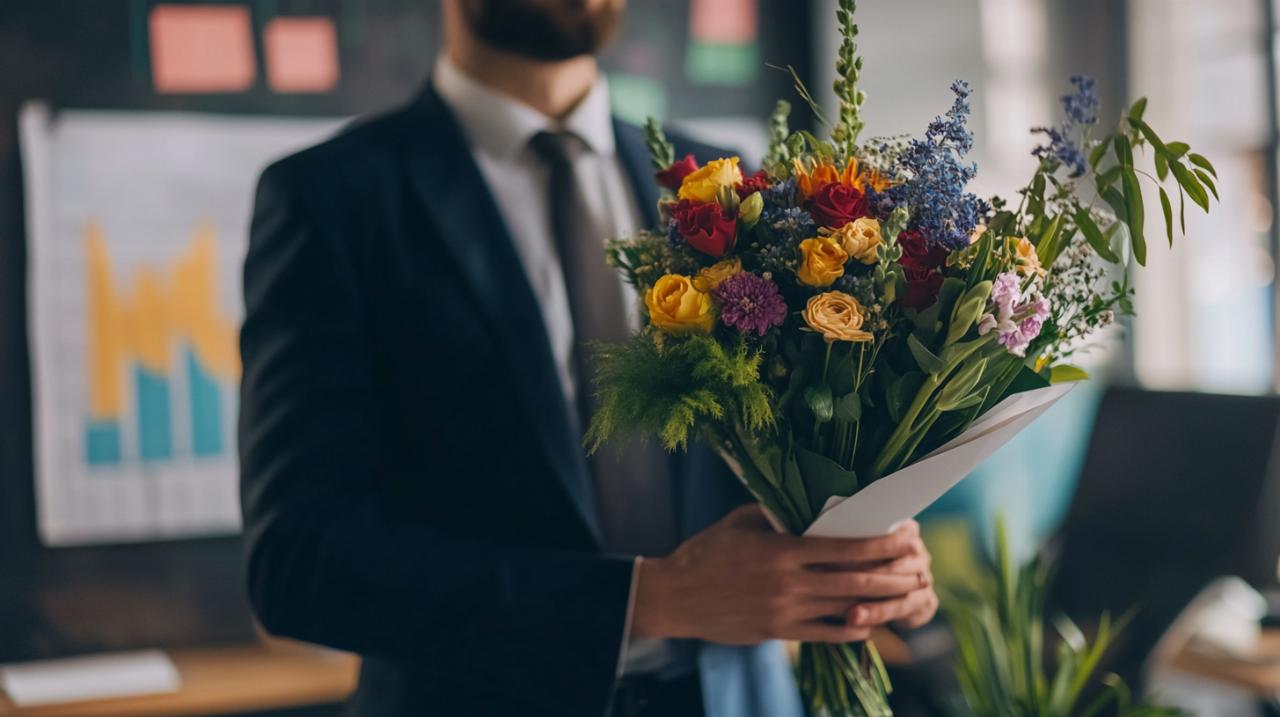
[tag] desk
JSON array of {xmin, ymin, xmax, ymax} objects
[
  {"xmin": 1164, "ymin": 629, "xmax": 1280, "ymax": 697},
  {"xmin": 0, "ymin": 644, "xmax": 359, "ymax": 717}
]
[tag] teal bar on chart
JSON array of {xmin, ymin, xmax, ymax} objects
[
  {"xmin": 84, "ymin": 420, "xmax": 122, "ymax": 465},
  {"xmin": 135, "ymin": 364, "xmax": 173, "ymax": 461},
  {"xmin": 186, "ymin": 346, "xmax": 223, "ymax": 457}
]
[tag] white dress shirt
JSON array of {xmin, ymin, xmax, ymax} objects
[{"xmin": 432, "ymin": 57, "xmax": 675, "ymax": 677}]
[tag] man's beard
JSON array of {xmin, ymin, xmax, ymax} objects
[{"xmin": 459, "ymin": 0, "xmax": 622, "ymax": 61}]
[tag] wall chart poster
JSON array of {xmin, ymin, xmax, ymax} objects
[{"xmin": 21, "ymin": 105, "xmax": 342, "ymax": 546}]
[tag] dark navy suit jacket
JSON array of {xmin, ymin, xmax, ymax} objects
[{"xmin": 238, "ymin": 84, "xmax": 802, "ymax": 717}]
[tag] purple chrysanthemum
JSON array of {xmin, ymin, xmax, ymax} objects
[{"xmin": 713, "ymin": 272, "xmax": 788, "ymax": 337}]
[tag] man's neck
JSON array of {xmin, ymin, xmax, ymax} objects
[{"xmin": 445, "ymin": 43, "xmax": 599, "ymax": 121}]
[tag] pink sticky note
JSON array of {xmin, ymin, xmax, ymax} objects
[
  {"xmin": 690, "ymin": 0, "xmax": 758, "ymax": 45},
  {"xmin": 264, "ymin": 17, "xmax": 340, "ymax": 93},
  {"xmin": 149, "ymin": 4, "xmax": 256, "ymax": 94}
]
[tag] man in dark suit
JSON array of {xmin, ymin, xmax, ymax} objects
[{"xmin": 238, "ymin": 1, "xmax": 938, "ymax": 715}]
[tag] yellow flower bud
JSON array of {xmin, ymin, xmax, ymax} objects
[
  {"xmin": 645, "ymin": 274, "xmax": 716, "ymax": 334},
  {"xmin": 796, "ymin": 236, "xmax": 848, "ymax": 287},
  {"xmin": 738, "ymin": 191, "xmax": 764, "ymax": 227}
]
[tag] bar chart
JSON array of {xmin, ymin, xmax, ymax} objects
[{"xmin": 22, "ymin": 104, "xmax": 342, "ymax": 545}]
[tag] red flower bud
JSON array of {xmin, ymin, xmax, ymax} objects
[{"xmin": 654, "ymin": 154, "xmax": 699, "ymax": 191}]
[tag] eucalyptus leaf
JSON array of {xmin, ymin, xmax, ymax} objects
[
  {"xmin": 1158, "ymin": 187, "xmax": 1173, "ymax": 247},
  {"xmin": 1134, "ymin": 120, "xmax": 1167, "ymax": 154},
  {"xmin": 1101, "ymin": 187, "xmax": 1128, "ymax": 223},
  {"xmin": 1171, "ymin": 162, "xmax": 1210, "ymax": 212},
  {"xmin": 1120, "ymin": 168, "xmax": 1146, "ymax": 266},
  {"xmin": 834, "ymin": 391, "xmax": 863, "ymax": 422},
  {"xmin": 1154, "ymin": 151, "xmax": 1169, "ymax": 181},
  {"xmin": 1088, "ymin": 140, "xmax": 1109, "ymax": 170},
  {"xmin": 1075, "ymin": 209, "xmax": 1120, "ymax": 263},
  {"xmin": 1035, "ymin": 213, "xmax": 1064, "ymax": 266},
  {"xmin": 1127, "ymin": 97, "xmax": 1148, "ymax": 123},
  {"xmin": 1113, "ymin": 134, "xmax": 1133, "ymax": 167},
  {"xmin": 805, "ymin": 384, "xmax": 834, "ymax": 423},
  {"xmin": 1188, "ymin": 152, "xmax": 1218, "ymax": 179},
  {"xmin": 828, "ymin": 348, "xmax": 856, "ymax": 396},
  {"xmin": 1194, "ymin": 168, "xmax": 1219, "ymax": 201}
]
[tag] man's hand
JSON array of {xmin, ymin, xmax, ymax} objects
[{"xmin": 631, "ymin": 505, "xmax": 936, "ymax": 644}]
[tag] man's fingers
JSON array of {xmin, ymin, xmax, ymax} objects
[
  {"xmin": 848, "ymin": 588, "xmax": 936, "ymax": 627},
  {"xmin": 784, "ymin": 523, "xmax": 920, "ymax": 566},
  {"xmin": 784, "ymin": 620, "xmax": 873, "ymax": 644},
  {"xmin": 802, "ymin": 569, "xmax": 924, "ymax": 599},
  {"xmin": 869, "ymin": 552, "xmax": 931, "ymax": 576},
  {"xmin": 893, "ymin": 590, "xmax": 940, "ymax": 630},
  {"xmin": 725, "ymin": 504, "xmax": 774, "ymax": 531}
]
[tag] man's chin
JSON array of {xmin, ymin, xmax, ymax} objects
[{"xmin": 462, "ymin": 0, "xmax": 621, "ymax": 61}]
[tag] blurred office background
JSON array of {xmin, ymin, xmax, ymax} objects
[{"xmin": 1, "ymin": 0, "xmax": 1279, "ymax": 715}]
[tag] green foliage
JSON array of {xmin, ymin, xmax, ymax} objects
[
  {"xmin": 605, "ymin": 231, "xmax": 700, "ymax": 291},
  {"xmin": 942, "ymin": 518, "xmax": 1188, "ymax": 717},
  {"xmin": 643, "ymin": 117, "xmax": 675, "ymax": 172},
  {"xmin": 585, "ymin": 333, "xmax": 775, "ymax": 452},
  {"xmin": 764, "ymin": 100, "xmax": 794, "ymax": 177}
]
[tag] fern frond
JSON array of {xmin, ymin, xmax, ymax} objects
[{"xmin": 585, "ymin": 333, "xmax": 775, "ymax": 453}]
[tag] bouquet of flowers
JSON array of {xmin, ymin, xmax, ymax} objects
[{"xmin": 585, "ymin": 1, "xmax": 1217, "ymax": 714}]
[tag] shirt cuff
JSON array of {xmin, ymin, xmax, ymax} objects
[{"xmin": 615, "ymin": 556, "xmax": 643, "ymax": 678}]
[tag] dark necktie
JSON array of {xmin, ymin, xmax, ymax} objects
[{"xmin": 528, "ymin": 130, "xmax": 676, "ymax": 557}]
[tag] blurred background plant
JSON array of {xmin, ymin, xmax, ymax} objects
[{"xmin": 941, "ymin": 517, "xmax": 1188, "ymax": 717}]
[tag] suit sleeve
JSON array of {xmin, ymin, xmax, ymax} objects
[{"xmin": 238, "ymin": 161, "xmax": 635, "ymax": 715}]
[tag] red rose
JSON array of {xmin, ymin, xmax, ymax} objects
[
  {"xmin": 897, "ymin": 229, "xmax": 949, "ymax": 269},
  {"xmin": 736, "ymin": 170, "xmax": 771, "ymax": 199},
  {"xmin": 655, "ymin": 154, "xmax": 699, "ymax": 190},
  {"xmin": 807, "ymin": 182, "xmax": 869, "ymax": 228},
  {"xmin": 900, "ymin": 265, "xmax": 945, "ymax": 310},
  {"xmin": 897, "ymin": 230, "xmax": 949, "ymax": 309},
  {"xmin": 671, "ymin": 199, "xmax": 737, "ymax": 257}
]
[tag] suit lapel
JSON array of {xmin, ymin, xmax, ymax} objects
[
  {"xmin": 613, "ymin": 119, "xmax": 662, "ymax": 229},
  {"xmin": 399, "ymin": 87, "xmax": 603, "ymax": 545}
]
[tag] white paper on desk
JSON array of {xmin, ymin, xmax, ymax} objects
[
  {"xmin": 804, "ymin": 382, "xmax": 1075, "ymax": 539},
  {"xmin": 0, "ymin": 649, "xmax": 180, "ymax": 706}
]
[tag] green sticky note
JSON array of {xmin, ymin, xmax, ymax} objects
[
  {"xmin": 608, "ymin": 73, "xmax": 668, "ymax": 125},
  {"xmin": 685, "ymin": 41, "xmax": 758, "ymax": 86}
]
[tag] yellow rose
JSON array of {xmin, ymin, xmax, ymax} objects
[
  {"xmin": 832, "ymin": 217, "xmax": 882, "ymax": 265},
  {"xmin": 1011, "ymin": 236, "xmax": 1045, "ymax": 277},
  {"xmin": 692, "ymin": 258, "xmax": 743, "ymax": 293},
  {"xmin": 678, "ymin": 157, "xmax": 743, "ymax": 203},
  {"xmin": 796, "ymin": 236, "xmax": 848, "ymax": 287},
  {"xmin": 803, "ymin": 292, "xmax": 875, "ymax": 343},
  {"xmin": 645, "ymin": 274, "xmax": 715, "ymax": 334}
]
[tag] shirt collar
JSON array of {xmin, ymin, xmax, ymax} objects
[{"xmin": 432, "ymin": 55, "xmax": 616, "ymax": 160}]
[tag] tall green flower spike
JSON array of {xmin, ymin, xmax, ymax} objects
[{"xmin": 830, "ymin": 0, "xmax": 866, "ymax": 153}]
